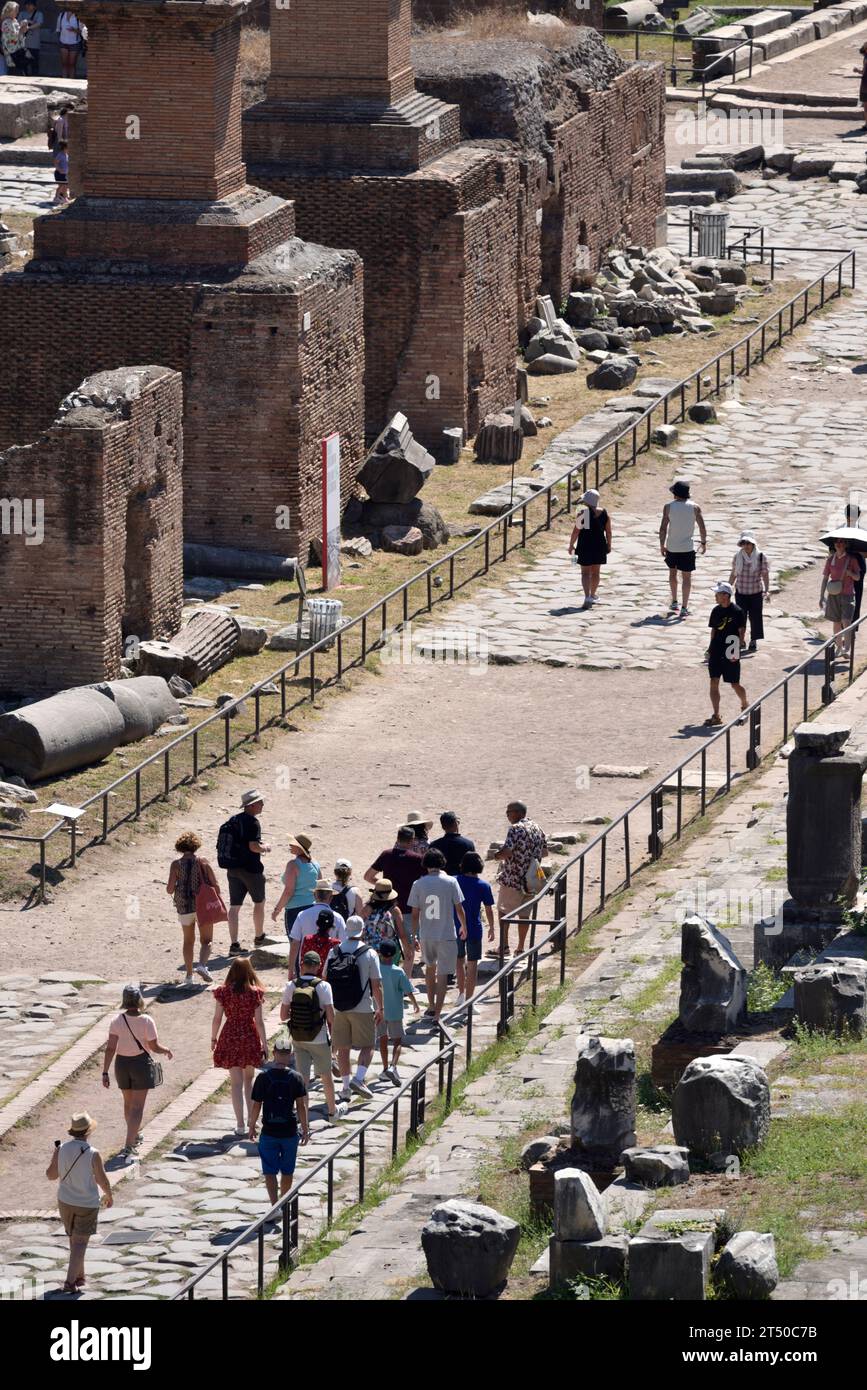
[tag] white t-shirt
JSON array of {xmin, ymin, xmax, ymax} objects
[
  {"xmin": 57, "ymin": 11, "xmax": 79, "ymax": 43},
  {"xmin": 282, "ymin": 976, "xmax": 333, "ymax": 1046},
  {"xmin": 289, "ymin": 902, "xmax": 346, "ymax": 944},
  {"xmin": 407, "ymin": 871, "xmax": 464, "ymax": 944}
]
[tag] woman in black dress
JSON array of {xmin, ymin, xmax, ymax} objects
[{"xmin": 568, "ymin": 488, "xmax": 612, "ymax": 608}]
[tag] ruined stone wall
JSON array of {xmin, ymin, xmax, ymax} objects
[
  {"xmin": 0, "ymin": 248, "xmax": 364, "ymax": 561},
  {"xmin": 250, "ymin": 146, "xmax": 517, "ymax": 447},
  {"xmin": 0, "ymin": 366, "xmax": 183, "ymax": 697},
  {"xmin": 547, "ymin": 66, "xmax": 666, "ymax": 306}
]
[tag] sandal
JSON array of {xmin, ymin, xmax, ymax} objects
[
  {"xmin": 75, "ymin": 1276, "xmax": 86, "ymax": 1288},
  {"xmin": 703, "ymin": 715, "xmax": 723, "ymax": 727},
  {"xmin": 60, "ymin": 1281, "xmax": 79, "ymax": 1295}
]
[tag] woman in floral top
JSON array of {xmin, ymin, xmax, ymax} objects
[
  {"xmin": 494, "ymin": 801, "xmax": 547, "ymax": 957},
  {"xmin": 1, "ymin": 3, "xmax": 30, "ymax": 75}
]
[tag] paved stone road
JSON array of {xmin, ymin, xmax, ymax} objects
[
  {"xmin": 0, "ymin": 953, "xmax": 525, "ymax": 1299},
  {"xmin": 426, "ymin": 176, "xmax": 867, "ymax": 671},
  {"xmin": 273, "ymin": 674, "xmax": 867, "ymax": 1301},
  {"xmin": 0, "ymin": 972, "xmax": 116, "ymax": 1109}
]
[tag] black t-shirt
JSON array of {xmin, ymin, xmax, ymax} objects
[
  {"xmin": 429, "ymin": 832, "xmax": 476, "ymax": 877},
  {"xmin": 234, "ymin": 812, "xmax": 263, "ymax": 874},
  {"xmin": 370, "ymin": 846, "xmax": 425, "ymax": 912},
  {"xmin": 708, "ymin": 603, "xmax": 746, "ymax": 660},
  {"xmin": 251, "ymin": 1066, "xmax": 306, "ymax": 1138}
]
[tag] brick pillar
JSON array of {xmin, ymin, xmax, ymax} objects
[
  {"xmin": 75, "ymin": 0, "xmax": 246, "ymax": 201},
  {"xmin": 34, "ymin": 0, "xmax": 294, "ymax": 269},
  {"xmin": 268, "ymin": 0, "xmax": 414, "ymax": 106},
  {"xmin": 245, "ymin": 0, "xmax": 460, "ymax": 174}
]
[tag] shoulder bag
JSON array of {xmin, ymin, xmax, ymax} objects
[{"xmin": 122, "ymin": 1014, "xmax": 163, "ymax": 1088}]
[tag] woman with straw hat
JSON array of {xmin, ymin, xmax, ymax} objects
[
  {"xmin": 46, "ymin": 1112, "xmax": 113, "ymax": 1295},
  {"xmin": 271, "ymin": 832, "xmax": 321, "ymax": 935},
  {"xmin": 361, "ymin": 878, "xmax": 413, "ymax": 965},
  {"xmin": 402, "ymin": 811, "xmax": 432, "ymax": 849}
]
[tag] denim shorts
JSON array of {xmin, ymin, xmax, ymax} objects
[{"xmin": 258, "ymin": 1134, "xmax": 299, "ymax": 1176}]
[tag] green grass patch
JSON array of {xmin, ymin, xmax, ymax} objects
[
  {"xmin": 744, "ymin": 1103, "xmax": 867, "ymax": 1184},
  {"xmin": 787, "ymin": 1021, "xmax": 867, "ymax": 1070},
  {"xmin": 624, "ymin": 955, "xmax": 681, "ymax": 1017},
  {"xmin": 765, "ymin": 867, "xmax": 786, "ymax": 881},
  {"xmin": 746, "ymin": 962, "xmax": 788, "ymax": 1013}
]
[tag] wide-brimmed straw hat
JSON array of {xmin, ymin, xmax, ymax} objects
[
  {"xmin": 369, "ymin": 878, "xmax": 398, "ymax": 902},
  {"xmin": 69, "ymin": 1112, "xmax": 96, "ymax": 1136},
  {"xmin": 290, "ymin": 833, "xmax": 313, "ymax": 855},
  {"xmin": 403, "ymin": 811, "xmax": 433, "ymax": 830}
]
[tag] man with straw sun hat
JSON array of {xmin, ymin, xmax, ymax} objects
[{"xmin": 46, "ymin": 1112, "xmax": 113, "ymax": 1295}]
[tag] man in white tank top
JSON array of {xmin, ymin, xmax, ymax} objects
[{"xmin": 659, "ymin": 480, "xmax": 707, "ymax": 617}]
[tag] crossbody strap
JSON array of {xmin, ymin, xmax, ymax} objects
[
  {"xmin": 61, "ymin": 1142, "xmax": 89, "ymax": 1183},
  {"xmin": 122, "ymin": 1013, "xmax": 148, "ymax": 1054}
]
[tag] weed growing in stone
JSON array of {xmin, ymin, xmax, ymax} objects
[{"xmin": 746, "ymin": 962, "xmax": 788, "ymax": 1013}]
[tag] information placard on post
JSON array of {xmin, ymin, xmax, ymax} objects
[{"xmin": 321, "ymin": 432, "xmax": 341, "ymax": 592}]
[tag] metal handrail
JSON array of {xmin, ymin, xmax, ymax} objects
[
  {"xmin": 174, "ymin": 604, "xmax": 866, "ymax": 1300},
  {"xmin": 697, "ymin": 34, "xmax": 757, "ymax": 100},
  {"xmin": 173, "ymin": 908, "xmax": 570, "ymax": 1299},
  {"xmin": 2, "ymin": 242, "xmax": 856, "ymax": 902}
]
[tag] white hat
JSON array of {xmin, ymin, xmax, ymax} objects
[
  {"xmin": 715, "ymin": 581, "xmax": 734, "ymax": 596},
  {"xmin": 581, "ymin": 488, "xmax": 600, "ymax": 507},
  {"xmin": 345, "ymin": 915, "xmax": 366, "ymax": 938},
  {"xmin": 334, "ymin": 858, "xmax": 352, "ymax": 873},
  {"xmin": 241, "ymin": 789, "xmax": 264, "ymax": 807},
  {"xmin": 738, "ymin": 532, "xmax": 757, "ymax": 545}
]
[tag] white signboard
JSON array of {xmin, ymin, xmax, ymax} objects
[{"xmin": 321, "ymin": 432, "xmax": 341, "ymax": 592}]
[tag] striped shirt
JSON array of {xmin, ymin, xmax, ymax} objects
[{"xmin": 733, "ymin": 548, "xmax": 769, "ymax": 596}]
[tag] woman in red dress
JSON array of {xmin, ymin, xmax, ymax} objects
[{"xmin": 211, "ymin": 959, "xmax": 268, "ymax": 1135}]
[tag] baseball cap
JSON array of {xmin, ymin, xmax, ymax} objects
[
  {"xmin": 302, "ymin": 951, "xmax": 322, "ymax": 969},
  {"xmin": 345, "ymin": 915, "xmax": 365, "ymax": 938},
  {"xmin": 715, "ymin": 581, "xmax": 734, "ymax": 596}
]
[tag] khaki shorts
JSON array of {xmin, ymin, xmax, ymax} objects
[
  {"xmin": 293, "ymin": 1039, "xmax": 332, "ymax": 1079},
  {"xmin": 59, "ymin": 1200, "xmax": 99, "ymax": 1239},
  {"xmin": 420, "ymin": 937, "xmax": 458, "ymax": 976},
  {"xmin": 497, "ymin": 884, "xmax": 532, "ymax": 920},
  {"xmin": 332, "ymin": 1010, "xmax": 375, "ymax": 1050}
]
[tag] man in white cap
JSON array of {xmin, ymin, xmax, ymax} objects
[
  {"xmin": 705, "ymin": 582, "xmax": 748, "ymax": 726},
  {"xmin": 325, "ymin": 916, "xmax": 384, "ymax": 1101},
  {"xmin": 220, "ymin": 790, "xmax": 271, "ymax": 955},
  {"xmin": 659, "ymin": 480, "xmax": 706, "ymax": 618},
  {"xmin": 729, "ymin": 533, "xmax": 769, "ymax": 653}
]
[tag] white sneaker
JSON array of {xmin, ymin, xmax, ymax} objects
[
  {"xmin": 455, "ymin": 993, "xmax": 465, "ymax": 1008},
  {"xmin": 338, "ymin": 1086, "xmax": 351, "ymax": 1103},
  {"xmin": 183, "ymin": 974, "xmax": 195, "ymax": 987},
  {"xmin": 388, "ymin": 1067, "xmax": 401, "ymax": 1086},
  {"xmin": 234, "ymin": 1126, "xmax": 247, "ymax": 1137},
  {"xmin": 328, "ymin": 1103, "xmax": 348, "ymax": 1121},
  {"xmin": 194, "ymin": 963, "xmax": 213, "ymax": 983},
  {"xmin": 350, "ymin": 1077, "xmax": 373, "ymax": 1099}
]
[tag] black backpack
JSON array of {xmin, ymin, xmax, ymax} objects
[
  {"xmin": 290, "ymin": 980, "xmax": 326, "ymax": 1042},
  {"xmin": 331, "ymin": 884, "xmax": 352, "ymax": 921},
  {"xmin": 326, "ymin": 944, "xmax": 371, "ymax": 1012},
  {"xmin": 262, "ymin": 1069, "xmax": 299, "ymax": 1128},
  {"xmin": 216, "ymin": 814, "xmax": 243, "ymax": 870}
]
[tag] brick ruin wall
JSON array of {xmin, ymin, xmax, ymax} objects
[
  {"xmin": 0, "ymin": 366, "xmax": 183, "ymax": 697},
  {"xmin": 545, "ymin": 66, "xmax": 667, "ymax": 309},
  {"xmin": 0, "ymin": 252, "xmax": 364, "ymax": 562},
  {"xmin": 253, "ymin": 148, "xmax": 519, "ymax": 446},
  {"xmin": 419, "ymin": 77, "xmax": 666, "ymax": 327}
]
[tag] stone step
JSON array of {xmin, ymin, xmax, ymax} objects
[
  {"xmin": 665, "ymin": 191, "xmax": 717, "ymax": 207},
  {"xmin": 665, "ymin": 168, "xmax": 742, "ymax": 196}
]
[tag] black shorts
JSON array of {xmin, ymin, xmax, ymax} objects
[
  {"xmin": 708, "ymin": 655, "xmax": 741, "ymax": 685},
  {"xmin": 54, "ymin": 171, "xmax": 67, "ymax": 183},
  {"xmin": 227, "ymin": 869, "xmax": 266, "ymax": 906},
  {"xmin": 665, "ymin": 549, "xmax": 696, "ymax": 572},
  {"xmin": 457, "ymin": 936, "xmax": 483, "ymax": 962}
]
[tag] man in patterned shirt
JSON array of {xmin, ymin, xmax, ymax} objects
[{"xmin": 493, "ymin": 801, "xmax": 547, "ymax": 957}]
